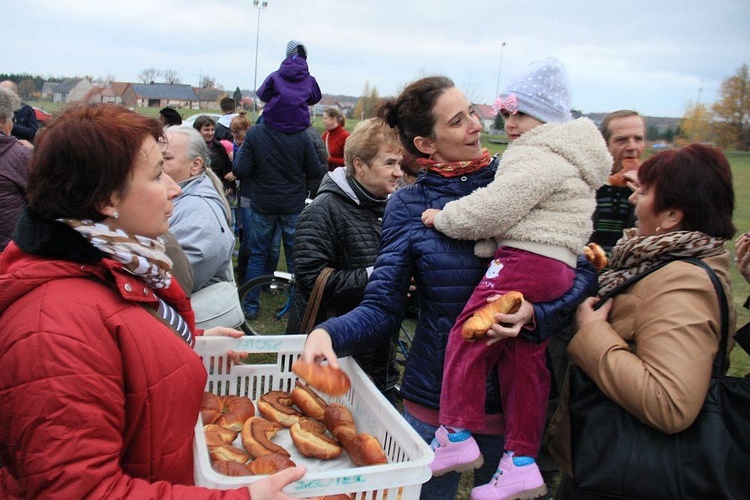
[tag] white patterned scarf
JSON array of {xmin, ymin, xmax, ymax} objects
[
  {"xmin": 598, "ymin": 228, "xmax": 726, "ymax": 296},
  {"xmin": 59, "ymin": 219, "xmax": 173, "ymax": 289}
]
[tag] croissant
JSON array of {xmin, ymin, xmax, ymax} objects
[
  {"xmin": 607, "ymin": 157, "xmax": 640, "ymax": 187},
  {"xmin": 292, "ymin": 359, "xmax": 351, "ymax": 396},
  {"xmin": 583, "ymin": 242, "xmax": 608, "ymax": 271},
  {"xmin": 460, "ymin": 291, "xmax": 524, "ymax": 342}
]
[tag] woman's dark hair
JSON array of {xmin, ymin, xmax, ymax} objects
[
  {"xmin": 192, "ymin": 115, "xmax": 216, "ymax": 131},
  {"xmin": 376, "ymin": 76, "xmax": 454, "ymax": 158},
  {"xmin": 27, "ymin": 104, "xmax": 163, "ymax": 220},
  {"xmin": 159, "ymin": 106, "xmax": 182, "ymax": 126},
  {"xmin": 638, "ymin": 143, "xmax": 735, "ymax": 239}
]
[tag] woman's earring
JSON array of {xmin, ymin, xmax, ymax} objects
[
  {"xmin": 655, "ymin": 226, "xmax": 662, "ymax": 234},
  {"xmin": 113, "ymin": 210, "xmax": 119, "ymax": 219}
]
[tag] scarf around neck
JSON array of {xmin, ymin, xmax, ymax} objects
[
  {"xmin": 59, "ymin": 218, "xmax": 173, "ymax": 289},
  {"xmin": 598, "ymin": 228, "xmax": 726, "ymax": 296},
  {"xmin": 417, "ymin": 148, "xmax": 492, "ymax": 178}
]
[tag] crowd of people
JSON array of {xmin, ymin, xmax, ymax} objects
[{"xmin": 0, "ymin": 44, "xmax": 746, "ymax": 500}]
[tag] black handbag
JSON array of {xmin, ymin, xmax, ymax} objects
[{"xmin": 569, "ymin": 258, "xmax": 750, "ymax": 499}]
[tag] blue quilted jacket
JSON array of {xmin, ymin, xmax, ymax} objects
[{"xmin": 320, "ymin": 159, "xmax": 598, "ymax": 410}]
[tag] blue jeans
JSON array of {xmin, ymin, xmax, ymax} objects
[
  {"xmin": 239, "ymin": 207, "xmax": 281, "ymax": 283},
  {"xmin": 242, "ymin": 210, "xmax": 298, "ymax": 315},
  {"xmin": 403, "ymin": 407, "xmax": 505, "ymax": 499}
]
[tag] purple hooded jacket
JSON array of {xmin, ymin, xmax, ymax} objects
[{"xmin": 257, "ymin": 55, "xmax": 321, "ymax": 133}]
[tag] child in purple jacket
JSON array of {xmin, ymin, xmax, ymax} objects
[{"xmin": 257, "ymin": 40, "xmax": 322, "ymax": 134}]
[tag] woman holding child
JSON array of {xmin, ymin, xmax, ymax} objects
[{"xmin": 301, "ymin": 75, "xmax": 598, "ymax": 499}]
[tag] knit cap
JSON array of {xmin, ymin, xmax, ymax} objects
[
  {"xmin": 286, "ymin": 40, "xmax": 307, "ymax": 59},
  {"xmin": 494, "ymin": 57, "xmax": 571, "ymax": 123}
]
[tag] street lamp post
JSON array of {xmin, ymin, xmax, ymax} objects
[
  {"xmin": 494, "ymin": 42, "xmax": 507, "ymax": 98},
  {"xmin": 252, "ymin": 0, "xmax": 268, "ymax": 120}
]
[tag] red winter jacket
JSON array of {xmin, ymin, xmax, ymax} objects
[
  {"xmin": 321, "ymin": 125, "xmax": 349, "ymax": 171},
  {"xmin": 0, "ymin": 215, "xmax": 249, "ymax": 499}
]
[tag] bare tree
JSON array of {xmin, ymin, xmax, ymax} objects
[
  {"xmin": 139, "ymin": 68, "xmax": 161, "ymax": 84},
  {"xmin": 200, "ymin": 75, "xmax": 216, "ymax": 89},
  {"xmin": 17, "ymin": 79, "xmax": 36, "ymax": 100},
  {"xmin": 163, "ymin": 69, "xmax": 181, "ymax": 84},
  {"xmin": 93, "ymin": 73, "xmax": 116, "ymax": 85}
]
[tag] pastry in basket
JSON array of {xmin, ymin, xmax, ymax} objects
[
  {"xmin": 257, "ymin": 390, "xmax": 304, "ymax": 428},
  {"xmin": 247, "ymin": 453, "xmax": 297, "ymax": 475},
  {"xmin": 291, "ymin": 380, "xmax": 328, "ymax": 422},
  {"xmin": 460, "ymin": 291, "xmax": 524, "ymax": 342},
  {"xmin": 211, "ymin": 460, "xmax": 254, "ymax": 477},
  {"xmin": 241, "ymin": 416, "xmax": 290, "ymax": 458},
  {"xmin": 208, "ymin": 444, "xmax": 250, "ymax": 464},
  {"xmin": 200, "ymin": 392, "xmax": 223, "ymax": 425},
  {"xmin": 204, "ymin": 424, "xmax": 237, "ymax": 447},
  {"xmin": 215, "ymin": 395, "xmax": 256, "ymax": 431},
  {"xmin": 290, "ymin": 418, "xmax": 343, "ymax": 460},
  {"xmin": 292, "ymin": 359, "xmax": 351, "ymax": 396},
  {"xmin": 324, "ymin": 403, "xmax": 388, "ymax": 466}
]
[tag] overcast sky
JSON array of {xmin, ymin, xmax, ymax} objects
[{"xmin": 6, "ymin": 0, "xmax": 749, "ymax": 118}]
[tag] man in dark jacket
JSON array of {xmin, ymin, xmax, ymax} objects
[
  {"xmin": 233, "ymin": 120, "xmax": 323, "ymax": 318},
  {"xmin": 0, "ymin": 81, "xmax": 39, "ymax": 143}
]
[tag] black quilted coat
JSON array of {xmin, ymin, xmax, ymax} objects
[{"xmin": 287, "ymin": 169, "xmax": 399, "ymax": 393}]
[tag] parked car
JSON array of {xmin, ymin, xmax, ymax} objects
[
  {"xmin": 33, "ymin": 107, "xmax": 53, "ymax": 125},
  {"xmin": 182, "ymin": 113, "xmax": 221, "ymax": 127}
]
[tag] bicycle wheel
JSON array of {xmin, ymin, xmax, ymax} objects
[{"xmin": 237, "ymin": 272, "xmax": 295, "ymax": 335}]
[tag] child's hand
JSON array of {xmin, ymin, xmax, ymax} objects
[{"xmin": 421, "ymin": 208, "xmax": 440, "ymax": 227}]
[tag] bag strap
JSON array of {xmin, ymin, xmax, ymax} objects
[
  {"xmin": 594, "ymin": 257, "xmax": 729, "ymax": 376},
  {"xmin": 300, "ymin": 267, "xmax": 335, "ymax": 334}
]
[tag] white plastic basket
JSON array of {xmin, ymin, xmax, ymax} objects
[{"xmin": 193, "ymin": 335, "xmax": 433, "ymax": 499}]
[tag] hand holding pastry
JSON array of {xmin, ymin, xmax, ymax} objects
[
  {"xmin": 292, "ymin": 359, "xmax": 350, "ymax": 396},
  {"xmin": 461, "ymin": 291, "xmax": 524, "ymax": 342}
]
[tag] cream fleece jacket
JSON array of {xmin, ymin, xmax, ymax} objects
[{"xmin": 433, "ymin": 117, "xmax": 612, "ymax": 262}]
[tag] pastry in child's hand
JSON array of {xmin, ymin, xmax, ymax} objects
[
  {"xmin": 461, "ymin": 291, "xmax": 524, "ymax": 342},
  {"xmin": 292, "ymin": 359, "xmax": 351, "ymax": 396},
  {"xmin": 583, "ymin": 242, "xmax": 608, "ymax": 271}
]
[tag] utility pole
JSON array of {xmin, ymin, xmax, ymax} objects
[
  {"xmin": 494, "ymin": 42, "xmax": 507, "ymax": 98},
  {"xmin": 689, "ymin": 82, "xmax": 703, "ymax": 142},
  {"xmin": 252, "ymin": 0, "xmax": 269, "ymax": 120}
]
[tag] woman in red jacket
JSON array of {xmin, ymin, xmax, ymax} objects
[
  {"xmin": 0, "ymin": 104, "xmax": 305, "ymax": 499},
  {"xmin": 321, "ymin": 107, "xmax": 350, "ymax": 171}
]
